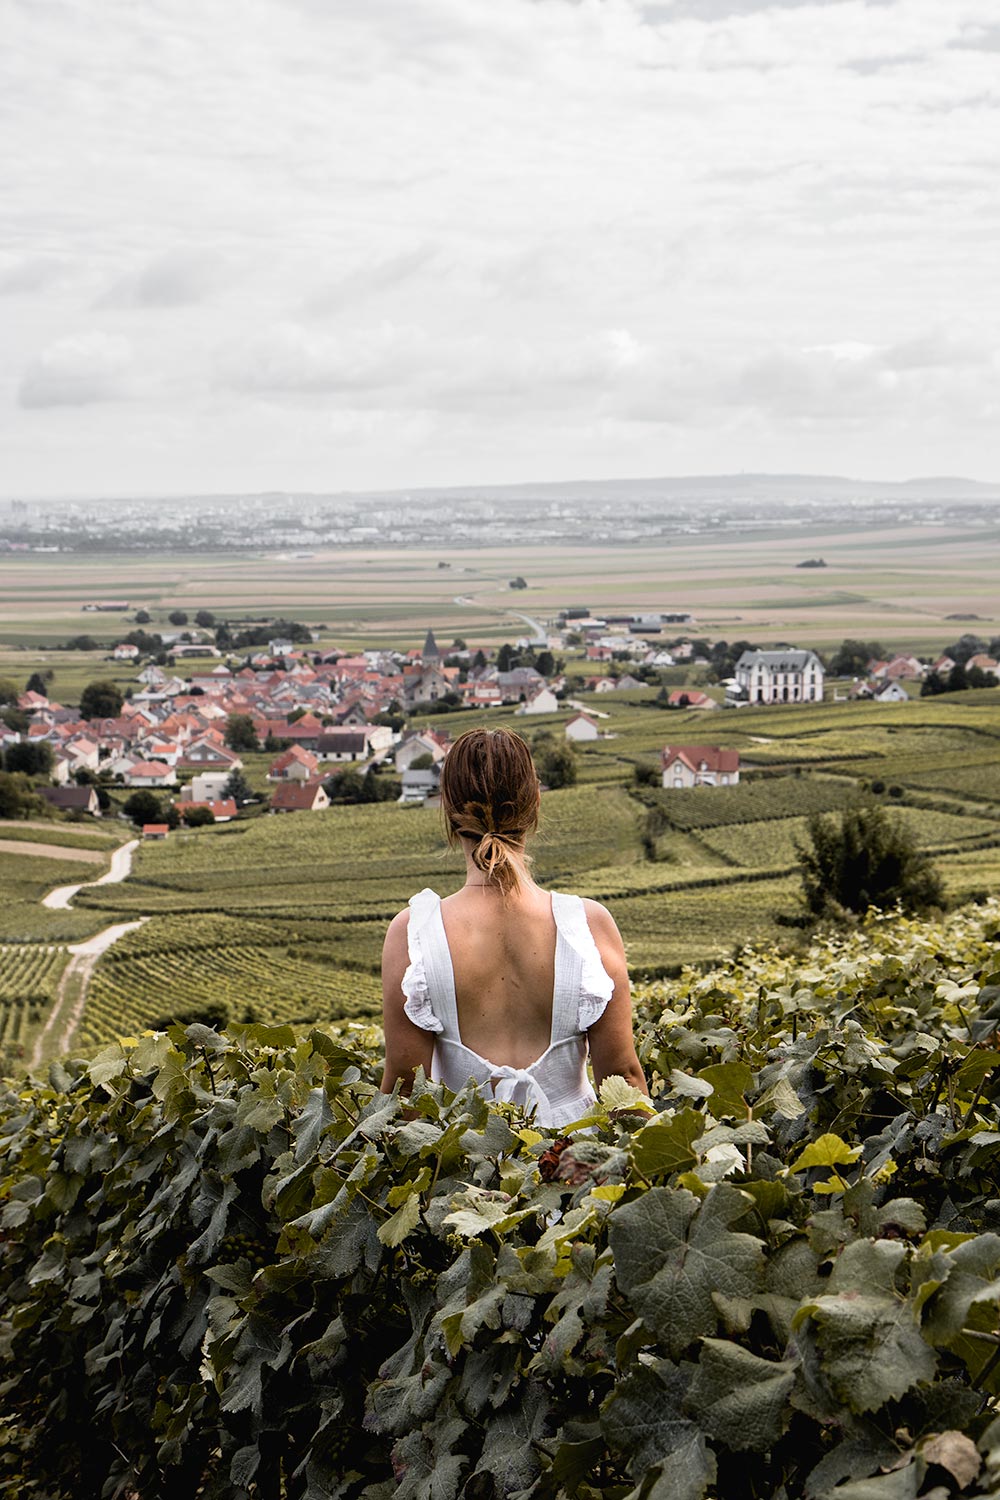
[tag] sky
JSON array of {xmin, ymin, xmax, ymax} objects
[{"xmin": 2, "ymin": 0, "xmax": 999, "ymax": 497}]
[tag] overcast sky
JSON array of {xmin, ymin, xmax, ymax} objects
[{"xmin": 2, "ymin": 0, "xmax": 998, "ymax": 497}]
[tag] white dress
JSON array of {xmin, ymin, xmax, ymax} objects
[{"xmin": 400, "ymin": 887, "xmax": 615, "ymax": 1129}]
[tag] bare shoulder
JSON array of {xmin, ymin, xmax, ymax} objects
[
  {"xmin": 581, "ymin": 898, "xmax": 621, "ymax": 937},
  {"xmin": 383, "ymin": 907, "xmax": 410, "ymax": 955}
]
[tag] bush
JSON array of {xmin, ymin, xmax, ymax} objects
[
  {"xmin": 796, "ymin": 802, "xmax": 944, "ymax": 918},
  {"xmin": 79, "ymin": 679, "xmax": 124, "ymax": 720},
  {"xmin": 122, "ymin": 789, "xmax": 162, "ymax": 826},
  {"xmin": 4, "ymin": 905, "xmax": 1000, "ymax": 1497}
]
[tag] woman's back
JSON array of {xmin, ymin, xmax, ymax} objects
[
  {"xmin": 379, "ymin": 726, "xmax": 648, "ymax": 1120},
  {"xmin": 439, "ymin": 883, "xmax": 557, "ymax": 1068}
]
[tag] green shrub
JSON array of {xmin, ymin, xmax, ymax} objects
[
  {"xmin": 3, "ymin": 903, "xmax": 1000, "ymax": 1498},
  {"xmin": 796, "ymin": 802, "xmax": 945, "ymax": 918}
]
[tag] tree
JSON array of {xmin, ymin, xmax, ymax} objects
[
  {"xmin": 194, "ymin": 610, "xmax": 216, "ymax": 628},
  {"xmin": 0, "ymin": 678, "xmax": 20, "ymax": 706},
  {"xmin": 222, "ymin": 768, "xmax": 253, "ymax": 805},
  {"xmin": 4, "ymin": 741, "xmax": 53, "ymax": 777},
  {"xmin": 532, "ymin": 733, "xmax": 578, "ymax": 789},
  {"xmin": 796, "ymin": 803, "xmax": 944, "ymax": 919},
  {"xmin": 324, "ymin": 766, "xmax": 400, "ymax": 804},
  {"xmin": 472, "ymin": 650, "xmax": 487, "ymax": 672},
  {"xmin": 182, "ymin": 805, "xmax": 216, "ymax": 827},
  {"xmin": 25, "ymin": 672, "xmax": 48, "ymax": 696},
  {"xmin": 496, "ymin": 643, "xmax": 515, "ymax": 673},
  {"xmin": 0, "ymin": 771, "xmax": 47, "ymax": 820},
  {"xmin": 947, "ymin": 662, "xmax": 968, "ymax": 693},
  {"xmin": 509, "ymin": 577, "xmax": 527, "ymax": 589},
  {"xmin": 80, "ymin": 680, "xmax": 124, "ymax": 720},
  {"xmin": 920, "ymin": 671, "xmax": 948, "ymax": 698},
  {"xmin": 827, "ymin": 639, "xmax": 885, "ymax": 678},
  {"xmin": 225, "ymin": 714, "xmax": 259, "ymax": 752},
  {"xmin": 535, "ymin": 650, "xmax": 556, "ymax": 678},
  {"xmin": 168, "ymin": 610, "xmax": 189, "ymax": 626},
  {"xmin": 134, "ymin": 609, "xmax": 151, "ymax": 625},
  {"xmin": 123, "ymin": 790, "xmax": 162, "ymax": 826}
]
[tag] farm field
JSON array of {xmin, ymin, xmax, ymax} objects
[
  {"xmin": 2, "ymin": 517, "xmax": 999, "ymax": 656},
  {"xmin": 0, "ymin": 686, "xmax": 995, "ymax": 1054},
  {"xmin": 0, "ymin": 944, "xmax": 69, "ymax": 1062},
  {"xmin": 60, "ymin": 682, "xmax": 1000, "ymax": 1046}
]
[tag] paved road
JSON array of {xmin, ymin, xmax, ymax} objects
[
  {"xmin": 42, "ymin": 838, "xmax": 139, "ymax": 910},
  {"xmin": 32, "ymin": 838, "xmax": 145, "ymax": 1066}
]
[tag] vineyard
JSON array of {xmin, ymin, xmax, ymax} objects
[
  {"xmin": 4, "ymin": 900, "xmax": 1000, "ymax": 1497},
  {"xmin": 78, "ymin": 914, "xmax": 382, "ymax": 1050},
  {"xmin": 0, "ymin": 945, "xmax": 68, "ymax": 1051}
]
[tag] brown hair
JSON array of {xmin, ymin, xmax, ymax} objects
[{"xmin": 440, "ymin": 728, "xmax": 540, "ymax": 894}]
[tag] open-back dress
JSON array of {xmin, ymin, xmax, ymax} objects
[{"xmin": 400, "ymin": 887, "xmax": 615, "ymax": 1128}]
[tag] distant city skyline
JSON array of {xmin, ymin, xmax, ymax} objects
[{"xmin": 2, "ymin": 0, "xmax": 998, "ymax": 498}]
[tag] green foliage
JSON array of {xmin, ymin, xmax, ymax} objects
[
  {"xmin": 3, "ymin": 903, "xmax": 1000, "ymax": 1496},
  {"xmin": 324, "ymin": 766, "xmax": 402, "ymax": 804},
  {"xmin": 797, "ymin": 802, "xmax": 946, "ymax": 918},
  {"xmin": 0, "ymin": 771, "xmax": 48, "ymax": 821},
  {"xmin": 123, "ymin": 789, "xmax": 163, "ymax": 826},
  {"xmin": 533, "ymin": 732, "xmax": 578, "ymax": 789},
  {"xmin": 828, "ymin": 638, "xmax": 885, "ymax": 677},
  {"xmin": 181, "ymin": 804, "xmax": 216, "ymax": 827},
  {"xmin": 224, "ymin": 713, "xmax": 259, "ymax": 752},
  {"xmin": 79, "ymin": 679, "xmax": 124, "ymax": 720},
  {"xmin": 3, "ymin": 740, "xmax": 53, "ymax": 776},
  {"xmin": 222, "ymin": 767, "xmax": 254, "ymax": 804}
]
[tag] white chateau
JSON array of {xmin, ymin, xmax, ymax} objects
[{"xmin": 733, "ymin": 649, "xmax": 825, "ymax": 705}]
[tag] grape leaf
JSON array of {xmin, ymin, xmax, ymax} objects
[
  {"xmin": 687, "ymin": 1339, "xmax": 797, "ymax": 1452},
  {"xmin": 610, "ymin": 1186, "xmax": 765, "ymax": 1356}
]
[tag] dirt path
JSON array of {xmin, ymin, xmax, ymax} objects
[
  {"xmin": 31, "ymin": 920, "xmax": 148, "ymax": 1069},
  {"xmin": 32, "ymin": 838, "xmax": 145, "ymax": 1065},
  {"xmin": 0, "ymin": 839, "xmax": 106, "ymax": 863},
  {"xmin": 42, "ymin": 838, "xmax": 139, "ymax": 910}
]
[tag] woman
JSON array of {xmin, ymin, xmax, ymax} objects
[{"xmin": 380, "ymin": 727, "xmax": 648, "ymax": 1127}]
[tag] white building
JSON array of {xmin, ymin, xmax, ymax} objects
[
  {"xmin": 733, "ymin": 649, "xmax": 824, "ymax": 705},
  {"xmin": 516, "ymin": 686, "xmax": 559, "ymax": 715},
  {"xmin": 565, "ymin": 712, "xmax": 599, "ymax": 742}
]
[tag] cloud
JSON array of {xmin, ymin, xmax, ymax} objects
[
  {"xmin": 98, "ymin": 249, "xmax": 231, "ymax": 308},
  {"xmin": 215, "ymin": 321, "xmax": 427, "ymax": 395},
  {"xmin": 18, "ymin": 333, "xmax": 133, "ymax": 408},
  {"xmin": 0, "ymin": 257, "xmax": 69, "ymax": 296},
  {"xmin": 301, "ymin": 247, "xmax": 439, "ymax": 317}
]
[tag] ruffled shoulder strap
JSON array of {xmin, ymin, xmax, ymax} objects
[
  {"xmin": 551, "ymin": 892, "xmax": 615, "ymax": 1033},
  {"xmin": 401, "ymin": 889, "xmax": 445, "ymax": 1034}
]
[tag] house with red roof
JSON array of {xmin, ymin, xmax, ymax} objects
[
  {"xmin": 666, "ymin": 689, "xmax": 718, "ymax": 710},
  {"xmin": 661, "ymin": 745, "xmax": 740, "ymax": 788},
  {"xmin": 125, "ymin": 761, "xmax": 177, "ymax": 787},
  {"xmin": 267, "ymin": 745, "xmax": 320, "ymax": 782},
  {"xmin": 270, "ymin": 779, "xmax": 330, "ymax": 813}
]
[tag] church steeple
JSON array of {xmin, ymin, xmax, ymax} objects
[{"xmin": 423, "ymin": 629, "xmax": 440, "ymax": 662}]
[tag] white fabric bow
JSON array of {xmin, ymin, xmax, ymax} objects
[{"xmin": 490, "ymin": 1066, "xmax": 553, "ymax": 1119}]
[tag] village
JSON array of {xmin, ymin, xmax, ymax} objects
[{"xmin": 4, "ymin": 601, "xmax": 998, "ymax": 838}]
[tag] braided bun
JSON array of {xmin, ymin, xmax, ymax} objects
[{"xmin": 440, "ymin": 729, "xmax": 540, "ymax": 895}]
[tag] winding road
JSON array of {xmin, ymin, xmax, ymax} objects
[{"xmin": 33, "ymin": 838, "xmax": 147, "ymax": 1068}]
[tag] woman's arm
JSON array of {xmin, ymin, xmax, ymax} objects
[
  {"xmin": 582, "ymin": 899, "xmax": 649, "ymax": 1094},
  {"xmin": 380, "ymin": 909, "xmax": 435, "ymax": 1094}
]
